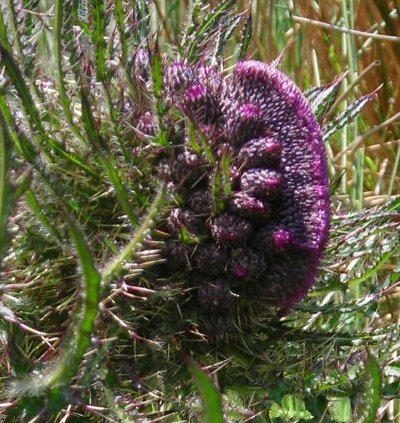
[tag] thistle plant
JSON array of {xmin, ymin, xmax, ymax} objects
[{"xmin": 0, "ymin": 1, "xmax": 399, "ymax": 422}]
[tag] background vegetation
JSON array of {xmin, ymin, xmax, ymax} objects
[{"xmin": 0, "ymin": 0, "xmax": 399, "ymax": 421}]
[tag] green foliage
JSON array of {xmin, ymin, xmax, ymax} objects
[
  {"xmin": 0, "ymin": 1, "xmax": 399, "ymax": 422},
  {"xmin": 269, "ymin": 395, "xmax": 313, "ymax": 421}
]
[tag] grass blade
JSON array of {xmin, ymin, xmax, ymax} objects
[
  {"xmin": 188, "ymin": 361, "xmax": 225, "ymax": 423},
  {"xmin": 90, "ymin": 0, "xmax": 108, "ymax": 81},
  {"xmin": 363, "ymin": 353, "xmax": 382, "ymax": 423},
  {"xmin": 54, "ymin": 0, "xmax": 85, "ymax": 144}
]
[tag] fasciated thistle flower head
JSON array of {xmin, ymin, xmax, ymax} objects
[{"xmin": 137, "ymin": 58, "xmax": 330, "ymax": 331}]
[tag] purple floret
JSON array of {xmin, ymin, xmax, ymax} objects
[
  {"xmin": 240, "ymin": 169, "xmax": 282, "ymax": 198},
  {"xmin": 211, "ymin": 213, "xmax": 252, "ymax": 246},
  {"xmin": 230, "ymin": 193, "xmax": 270, "ymax": 221}
]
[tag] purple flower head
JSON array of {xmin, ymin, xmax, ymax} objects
[
  {"xmin": 132, "ymin": 48, "xmax": 151, "ymax": 84},
  {"xmin": 184, "ymin": 84, "xmax": 219, "ymax": 123},
  {"xmin": 194, "ymin": 243, "xmax": 228, "ymax": 275},
  {"xmin": 137, "ymin": 111, "xmax": 159, "ymax": 137},
  {"xmin": 164, "ymin": 61, "xmax": 195, "ymax": 105},
  {"xmin": 230, "ymin": 249, "xmax": 266, "ymax": 280},
  {"xmin": 149, "ymin": 59, "xmax": 329, "ymax": 314}
]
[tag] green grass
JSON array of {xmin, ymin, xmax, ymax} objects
[{"xmin": 0, "ymin": 0, "xmax": 399, "ymax": 421}]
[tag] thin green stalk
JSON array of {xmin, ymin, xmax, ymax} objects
[
  {"xmin": 90, "ymin": 0, "xmax": 130, "ymax": 161},
  {"xmin": 114, "ymin": 0, "xmax": 128, "ymax": 65},
  {"xmin": 102, "ymin": 184, "xmax": 165, "ymax": 285},
  {"xmin": 5, "ymin": 0, "xmax": 24, "ymax": 62},
  {"xmin": 388, "ymin": 143, "xmax": 400, "ymax": 196},
  {"xmin": 54, "ymin": 0, "xmax": 86, "ymax": 144},
  {"xmin": 0, "ymin": 9, "xmax": 12, "ymax": 52},
  {"xmin": 113, "ymin": 0, "xmax": 142, "ymax": 104},
  {"xmin": 4, "ymin": 0, "xmax": 45, "ymax": 103},
  {"xmin": 0, "ymin": 108, "xmax": 13, "ymax": 258}
]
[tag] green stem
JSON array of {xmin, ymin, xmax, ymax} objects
[
  {"xmin": 0, "ymin": 108, "xmax": 13, "ymax": 258},
  {"xmin": 102, "ymin": 184, "xmax": 165, "ymax": 284},
  {"xmin": 54, "ymin": 0, "xmax": 86, "ymax": 144}
]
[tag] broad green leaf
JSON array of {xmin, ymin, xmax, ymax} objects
[
  {"xmin": 269, "ymin": 395, "xmax": 313, "ymax": 421},
  {"xmin": 328, "ymin": 396, "xmax": 352, "ymax": 423}
]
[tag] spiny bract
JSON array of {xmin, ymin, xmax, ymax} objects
[{"xmin": 138, "ymin": 58, "xmax": 330, "ymax": 325}]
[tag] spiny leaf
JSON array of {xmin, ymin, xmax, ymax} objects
[
  {"xmin": 80, "ymin": 89, "xmax": 137, "ymax": 225},
  {"xmin": 25, "ymin": 189, "xmax": 63, "ymax": 244},
  {"xmin": 221, "ymin": 150, "xmax": 232, "ymax": 196},
  {"xmin": 211, "ymin": 165, "xmax": 226, "ymax": 214},
  {"xmin": 0, "ymin": 42, "xmax": 45, "ymax": 138},
  {"xmin": 134, "ymin": 0, "xmax": 151, "ymax": 45},
  {"xmin": 151, "ymin": 45, "xmax": 169, "ymax": 147},
  {"xmin": 308, "ymin": 75, "xmax": 344, "ymax": 123},
  {"xmin": 323, "ymin": 92, "xmax": 376, "ymax": 141},
  {"xmin": 186, "ymin": 0, "xmax": 236, "ymax": 62},
  {"xmin": 214, "ymin": 13, "xmax": 243, "ymax": 59},
  {"xmin": 54, "ymin": 0, "xmax": 85, "ymax": 144},
  {"xmin": 102, "ymin": 184, "xmax": 166, "ymax": 285},
  {"xmin": 0, "ymin": 43, "xmax": 98, "ymax": 178},
  {"xmin": 114, "ymin": 0, "xmax": 128, "ymax": 64},
  {"xmin": 0, "ymin": 9, "xmax": 12, "ymax": 51}
]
